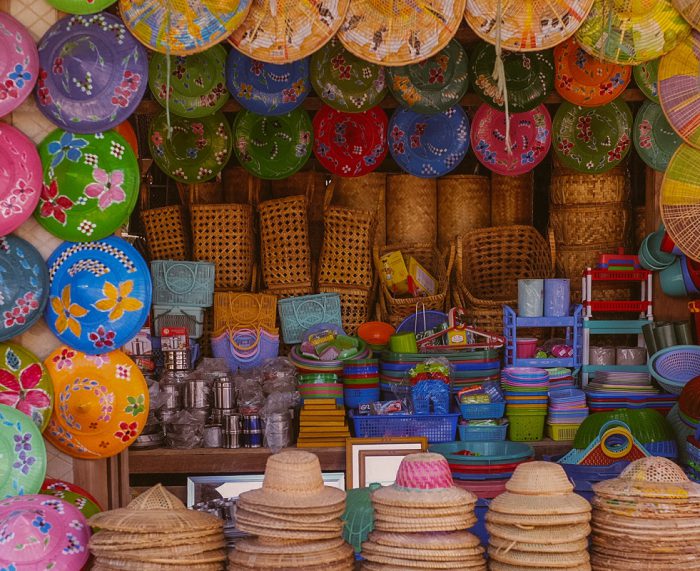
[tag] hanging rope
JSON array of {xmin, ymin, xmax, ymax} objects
[
  {"xmin": 491, "ymin": 0, "xmax": 512, "ymax": 154},
  {"xmin": 165, "ymin": 2, "xmax": 174, "ymax": 138}
]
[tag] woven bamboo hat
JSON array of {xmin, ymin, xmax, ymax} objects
[
  {"xmin": 229, "ymin": 540, "xmax": 354, "ymax": 568},
  {"xmin": 489, "ymin": 536, "xmax": 589, "ymax": 553},
  {"xmin": 89, "ymin": 528, "xmax": 222, "ymax": 549},
  {"xmin": 488, "ymin": 546, "xmax": 590, "ymax": 567},
  {"xmin": 465, "ymin": 0, "xmax": 594, "ymax": 52},
  {"xmin": 119, "ymin": 0, "xmax": 252, "ymax": 55},
  {"xmin": 228, "ymin": 0, "xmax": 349, "ymax": 63},
  {"xmin": 487, "ymin": 522, "xmax": 592, "ymax": 544},
  {"xmin": 489, "ymin": 461, "xmax": 591, "ymax": 516},
  {"xmin": 593, "ymin": 456, "xmax": 700, "ymax": 500},
  {"xmin": 369, "ymin": 530, "xmax": 482, "ymax": 550},
  {"xmin": 489, "ymin": 561, "xmax": 592, "ymax": 571},
  {"xmin": 336, "ymin": 0, "xmax": 465, "ymax": 66},
  {"xmin": 371, "ymin": 453, "xmax": 477, "ymax": 508},
  {"xmin": 88, "ymin": 484, "xmax": 223, "ymax": 533},
  {"xmin": 673, "ymin": 0, "xmax": 700, "ymax": 29},
  {"xmin": 237, "ymin": 450, "xmax": 346, "ymax": 509},
  {"xmin": 574, "ymin": 0, "xmax": 691, "ymax": 64},
  {"xmin": 485, "ymin": 510, "xmax": 591, "ymax": 527}
]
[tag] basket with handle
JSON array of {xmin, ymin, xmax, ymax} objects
[
  {"xmin": 550, "ymin": 204, "xmax": 631, "ymax": 247},
  {"xmin": 277, "ymin": 293, "xmax": 343, "ymax": 344},
  {"xmin": 258, "ymin": 195, "xmax": 313, "ymax": 289},
  {"xmin": 211, "ymin": 325, "xmax": 280, "ymax": 372},
  {"xmin": 319, "ymin": 283, "xmax": 375, "ymax": 336},
  {"xmin": 191, "ymin": 203, "xmax": 255, "ymax": 291},
  {"xmin": 152, "ymin": 304, "xmax": 205, "ymax": 338},
  {"xmin": 213, "ymin": 292, "xmax": 277, "ymax": 334},
  {"xmin": 151, "ymin": 260, "xmax": 215, "ymax": 307},
  {"xmin": 374, "ymin": 242, "xmax": 454, "ymax": 328},
  {"xmin": 491, "ymin": 172, "xmax": 534, "ymax": 227}
]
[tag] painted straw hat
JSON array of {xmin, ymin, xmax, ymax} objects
[
  {"xmin": 337, "ymin": 0, "xmax": 466, "ymax": 66},
  {"xmin": 228, "ymin": 0, "xmax": 349, "ymax": 64},
  {"xmin": 575, "ymin": 0, "xmax": 691, "ymax": 64},
  {"xmin": 673, "ymin": 0, "xmax": 700, "ymax": 29},
  {"xmin": 465, "ymin": 0, "xmax": 594, "ymax": 52},
  {"xmin": 119, "ymin": 0, "xmax": 252, "ymax": 55},
  {"xmin": 89, "ymin": 484, "xmax": 223, "ymax": 532},
  {"xmin": 0, "ymin": 12, "xmax": 39, "ymax": 118},
  {"xmin": 633, "ymin": 100, "xmax": 682, "ymax": 172},
  {"xmin": 489, "ymin": 461, "xmax": 591, "ymax": 515},
  {"xmin": 658, "ymin": 29, "xmax": 700, "ymax": 149},
  {"xmin": 634, "ymin": 58, "xmax": 661, "ymax": 103},
  {"xmin": 238, "ymin": 450, "xmax": 347, "ymax": 510},
  {"xmin": 46, "ymin": 0, "xmax": 116, "ymax": 14}
]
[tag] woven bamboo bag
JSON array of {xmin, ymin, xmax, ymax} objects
[
  {"xmin": 437, "ymin": 175, "xmax": 491, "ymax": 248},
  {"xmin": 549, "ymin": 170, "xmax": 629, "ymax": 206},
  {"xmin": 318, "ymin": 283, "xmax": 375, "ymax": 336},
  {"xmin": 491, "ymin": 172, "xmax": 534, "ymax": 227},
  {"xmin": 139, "ymin": 175, "xmax": 191, "ymax": 261},
  {"xmin": 550, "ymin": 204, "xmax": 631, "ymax": 247},
  {"xmin": 386, "ymin": 174, "xmax": 437, "ymax": 245},
  {"xmin": 330, "ymin": 172, "xmax": 387, "ymax": 246}
]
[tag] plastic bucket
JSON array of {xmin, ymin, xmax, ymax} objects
[{"xmin": 516, "ymin": 337, "xmax": 539, "ymax": 358}]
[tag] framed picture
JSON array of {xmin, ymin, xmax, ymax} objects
[
  {"xmin": 345, "ymin": 437, "xmax": 428, "ymax": 489},
  {"xmin": 186, "ymin": 472, "xmax": 346, "ymax": 507}
]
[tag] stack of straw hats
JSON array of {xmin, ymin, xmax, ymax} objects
[
  {"xmin": 590, "ymin": 456, "xmax": 700, "ymax": 570},
  {"xmin": 88, "ymin": 484, "xmax": 226, "ymax": 570},
  {"xmin": 361, "ymin": 452, "xmax": 486, "ymax": 570},
  {"xmin": 230, "ymin": 450, "xmax": 354, "ymax": 570},
  {"xmin": 486, "ymin": 461, "xmax": 592, "ymax": 570}
]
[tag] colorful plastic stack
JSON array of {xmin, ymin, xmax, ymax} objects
[
  {"xmin": 547, "ymin": 388, "xmax": 589, "ymax": 441},
  {"xmin": 457, "ymin": 383, "xmax": 508, "ymax": 441},
  {"xmin": 343, "ymin": 359, "xmax": 380, "ymax": 409},
  {"xmin": 590, "ymin": 457, "xmax": 700, "ymax": 570},
  {"xmin": 502, "ymin": 367, "xmax": 550, "ymax": 441},
  {"xmin": 585, "ymin": 370, "xmax": 677, "ymax": 414},
  {"xmin": 486, "ymin": 462, "xmax": 592, "ymax": 569},
  {"xmin": 547, "ymin": 367, "xmax": 576, "ymax": 390}
]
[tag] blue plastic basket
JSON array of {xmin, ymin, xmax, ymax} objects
[
  {"xmin": 649, "ymin": 346, "xmax": 700, "ymax": 395},
  {"xmin": 344, "ymin": 387, "xmax": 380, "ymax": 409},
  {"xmin": 351, "ymin": 412, "xmax": 458, "ymax": 443},
  {"xmin": 459, "ymin": 402, "xmax": 505, "ymax": 420},
  {"xmin": 278, "ymin": 293, "xmax": 342, "ymax": 344},
  {"xmin": 643, "ymin": 439, "xmax": 678, "ymax": 459},
  {"xmin": 396, "ymin": 310, "xmax": 448, "ymax": 335},
  {"xmin": 459, "ymin": 422, "xmax": 508, "ymax": 441},
  {"xmin": 151, "ymin": 261, "xmax": 215, "ymax": 307}
]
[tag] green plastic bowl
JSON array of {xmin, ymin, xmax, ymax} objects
[
  {"xmin": 572, "ymin": 409, "xmax": 675, "ymax": 449},
  {"xmin": 660, "ymin": 258, "xmax": 687, "ymax": 297}
]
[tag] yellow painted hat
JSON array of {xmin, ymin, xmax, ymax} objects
[{"xmin": 673, "ymin": 0, "xmax": 700, "ymax": 30}]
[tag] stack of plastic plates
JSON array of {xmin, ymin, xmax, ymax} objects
[
  {"xmin": 548, "ymin": 388, "xmax": 589, "ymax": 425},
  {"xmin": 501, "ymin": 367, "xmax": 550, "ymax": 414},
  {"xmin": 547, "ymin": 367, "xmax": 576, "ymax": 390},
  {"xmin": 585, "ymin": 370, "xmax": 677, "ymax": 414}
]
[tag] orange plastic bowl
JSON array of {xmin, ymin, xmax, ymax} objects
[{"xmin": 358, "ymin": 321, "xmax": 395, "ymax": 348}]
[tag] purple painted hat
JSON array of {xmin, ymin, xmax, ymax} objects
[
  {"xmin": 0, "ymin": 494, "xmax": 90, "ymax": 571},
  {"xmin": 0, "ymin": 12, "xmax": 38, "ymax": 118},
  {"xmin": 36, "ymin": 12, "xmax": 148, "ymax": 134}
]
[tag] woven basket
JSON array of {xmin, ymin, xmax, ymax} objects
[
  {"xmin": 374, "ymin": 242, "xmax": 454, "ymax": 327},
  {"xmin": 330, "ymin": 173, "xmax": 387, "ymax": 246},
  {"xmin": 437, "ymin": 175, "xmax": 490, "ymax": 248},
  {"xmin": 550, "ymin": 204, "xmax": 631, "ymax": 247},
  {"xmin": 191, "ymin": 204, "xmax": 255, "ymax": 291},
  {"xmin": 318, "ymin": 204, "xmax": 374, "ymax": 289},
  {"xmin": 386, "ymin": 174, "xmax": 437, "ymax": 245},
  {"xmin": 176, "ymin": 181, "xmax": 223, "ymax": 206},
  {"xmin": 318, "ymin": 284, "xmax": 374, "ymax": 336},
  {"xmin": 213, "ymin": 292, "xmax": 277, "ymax": 334},
  {"xmin": 555, "ymin": 242, "xmax": 626, "ymax": 280},
  {"xmin": 633, "ymin": 205, "xmax": 647, "ymax": 249},
  {"xmin": 141, "ymin": 205, "xmax": 190, "ymax": 261},
  {"xmin": 452, "ymin": 287, "xmax": 505, "ymax": 333},
  {"xmin": 258, "ymin": 195, "xmax": 313, "ymax": 289},
  {"xmin": 222, "ymin": 166, "xmax": 268, "ymax": 205},
  {"xmin": 200, "ymin": 306, "xmax": 214, "ymax": 358},
  {"xmin": 549, "ymin": 171, "xmax": 629, "ymax": 206},
  {"xmin": 491, "ymin": 173, "xmax": 534, "ymax": 227}
]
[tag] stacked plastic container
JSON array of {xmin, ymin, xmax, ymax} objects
[
  {"xmin": 343, "ymin": 359, "xmax": 380, "ymax": 409},
  {"xmin": 546, "ymin": 388, "xmax": 589, "ymax": 441},
  {"xmin": 502, "ymin": 367, "xmax": 550, "ymax": 441},
  {"xmin": 457, "ymin": 387, "xmax": 507, "ymax": 441}
]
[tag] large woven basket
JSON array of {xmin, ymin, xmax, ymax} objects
[
  {"xmin": 633, "ymin": 205, "xmax": 647, "ymax": 249},
  {"xmin": 213, "ymin": 292, "xmax": 277, "ymax": 334},
  {"xmin": 329, "ymin": 173, "xmax": 387, "ymax": 246},
  {"xmin": 550, "ymin": 204, "xmax": 631, "ymax": 247},
  {"xmin": 386, "ymin": 175, "xmax": 437, "ymax": 245},
  {"xmin": 374, "ymin": 242, "xmax": 454, "ymax": 327},
  {"xmin": 318, "ymin": 204, "xmax": 374, "ymax": 289},
  {"xmin": 176, "ymin": 181, "xmax": 223, "ymax": 206},
  {"xmin": 491, "ymin": 173, "xmax": 534, "ymax": 227},
  {"xmin": 555, "ymin": 241, "xmax": 626, "ymax": 280},
  {"xmin": 222, "ymin": 166, "xmax": 269, "ymax": 205},
  {"xmin": 549, "ymin": 170, "xmax": 629, "ymax": 205},
  {"xmin": 258, "ymin": 195, "xmax": 313, "ymax": 290},
  {"xmin": 319, "ymin": 284, "xmax": 375, "ymax": 336},
  {"xmin": 437, "ymin": 175, "xmax": 490, "ymax": 248},
  {"xmin": 141, "ymin": 205, "xmax": 190, "ymax": 261},
  {"xmin": 191, "ymin": 204, "xmax": 255, "ymax": 291}
]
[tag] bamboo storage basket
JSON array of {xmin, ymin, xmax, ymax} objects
[
  {"xmin": 141, "ymin": 205, "xmax": 190, "ymax": 260},
  {"xmin": 258, "ymin": 195, "xmax": 313, "ymax": 290},
  {"xmin": 330, "ymin": 173, "xmax": 387, "ymax": 246},
  {"xmin": 318, "ymin": 204, "xmax": 374, "ymax": 289},
  {"xmin": 386, "ymin": 174, "xmax": 437, "ymax": 245},
  {"xmin": 633, "ymin": 205, "xmax": 647, "ymax": 249},
  {"xmin": 556, "ymin": 242, "xmax": 627, "ymax": 279},
  {"xmin": 319, "ymin": 284, "xmax": 375, "ymax": 336},
  {"xmin": 222, "ymin": 165, "xmax": 268, "ymax": 205},
  {"xmin": 213, "ymin": 292, "xmax": 278, "ymax": 333},
  {"xmin": 550, "ymin": 204, "xmax": 630, "ymax": 246},
  {"xmin": 374, "ymin": 242, "xmax": 454, "ymax": 327},
  {"xmin": 437, "ymin": 175, "xmax": 490, "ymax": 248},
  {"xmin": 176, "ymin": 181, "xmax": 223, "ymax": 206},
  {"xmin": 191, "ymin": 204, "xmax": 255, "ymax": 291},
  {"xmin": 549, "ymin": 170, "xmax": 629, "ymax": 205},
  {"xmin": 491, "ymin": 173, "xmax": 534, "ymax": 227}
]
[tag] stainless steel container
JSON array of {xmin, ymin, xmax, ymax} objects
[
  {"xmin": 203, "ymin": 425, "xmax": 223, "ymax": 448},
  {"xmin": 264, "ymin": 411, "xmax": 291, "ymax": 449},
  {"xmin": 160, "ymin": 383, "xmax": 181, "ymax": 410},
  {"xmin": 184, "ymin": 379, "xmax": 209, "ymax": 409},
  {"xmin": 223, "ymin": 413, "xmax": 242, "ymax": 433},
  {"xmin": 188, "ymin": 408, "xmax": 209, "ymax": 424},
  {"xmin": 164, "ymin": 349, "xmax": 191, "ymax": 371},
  {"xmin": 223, "ymin": 431, "xmax": 242, "ymax": 448},
  {"xmin": 213, "ymin": 378, "xmax": 235, "ymax": 409}
]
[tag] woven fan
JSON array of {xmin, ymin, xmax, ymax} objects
[{"xmin": 673, "ymin": 0, "xmax": 700, "ymax": 30}]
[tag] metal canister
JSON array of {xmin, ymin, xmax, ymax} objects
[
  {"xmin": 203, "ymin": 425, "xmax": 223, "ymax": 448},
  {"xmin": 264, "ymin": 412, "xmax": 291, "ymax": 449},
  {"xmin": 213, "ymin": 378, "xmax": 235, "ymax": 409},
  {"xmin": 164, "ymin": 349, "xmax": 191, "ymax": 371},
  {"xmin": 223, "ymin": 431, "xmax": 242, "ymax": 448},
  {"xmin": 160, "ymin": 383, "xmax": 181, "ymax": 410},
  {"xmin": 223, "ymin": 413, "xmax": 242, "ymax": 433},
  {"xmin": 184, "ymin": 379, "xmax": 209, "ymax": 409},
  {"xmin": 243, "ymin": 414, "xmax": 262, "ymax": 448}
]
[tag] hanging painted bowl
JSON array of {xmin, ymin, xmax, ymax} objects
[
  {"xmin": 470, "ymin": 103, "xmax": 552, "ymax": 176},
  {"xmin": 227, "ymin": 50, "xmax": 310, "ymax": 116},
  {"xmin": 36, "ymin": 128, "xmax": 139, "ymax": 242},
  {"xmin": 552, "ymin": 100, "xmax": 633, "ymax": 174},
  {"xmin": 233, "ymin": 108, "xmax": 313, "ymax": 180},
  {"xmin": 44, "ymin": 237, "xmax": 151, "ymax": 355},
  {"xmin": 0, "ymin": 123, "xmax": 42, "ymax": 237},
  {"xmin": 0, "ymin": 12, "xmax": 39, "ymax": 117},
  {"xmin": 0, "ymin": 236, "xmax": 49, "ymax": 342},
  {"xmin": 633, "ymin": 100, "xmax": 682, "ymax": 172},
  {"xmin": 40, "ymin": 489, "xmax": 101, "ymax": 518},
  {"xmin": 388, "ymin": 105, "xmax": 470, "ymax": 178},
  {"xmin": 0, "ymin": 403, "xmax": 47, "ymax": 499},
  {"xmin": 149, "ymin": 45, "xmax": 229, "ymax": 118},
  {"xmin": 634, "ymin": 58, "xmax": 660, "ymax": 103},
  {"xmin": 0, "ymin": 343, "xmax": 53, "ymax": 432},
  {"xmin": 313, "ymin": 105, "xmax": 387, "ymax": 177},
  {"xmin": 42, "ymin": 477, "xmax": 102, "ymax": 508},
  {"xmin": 46, "ymin": 0, "xmax": 116, "ymax": 14},
  {"xmin": 36, "ymin": 12, "xmax": 148, "ymax": 133},
  {"xmin": 44, "ymin": 347, "xmax": 149, "ymax": 459},
  {"xmin": 149, "ymin": 110, "xmax": 233, "ymax": 183},
  {"xmin": 0, "ymin": 494, "xmax": 90, "ymax": 570}
]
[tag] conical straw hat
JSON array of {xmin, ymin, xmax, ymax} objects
[
  {"xmin": 336, "ymin": 0, "xmax": 465, "ymax": 66},
  {"xmin": 238, "ymin": 450, "xmax": 346, "ymax": 510},
  {"xmin": 505, "ymin": 462, "xmax": 574, "ymax": 494},
  {"xmin": 362, "ymin": 564, "xmax": 486, "ymax": 571},
  {"xmin": 361, "ymin": 540, "xmax": 484, "ymax": 561},
  {"xmin": 234, "ymin": 537, "xmax": 346, "ymax": 555},
  {"xmin": 465, "ymin": 0, "xmax": 594, "ymax": 52},
  {"xmin": 489, "ymin": 536, "xmax": 589, "ymax": 553},
  {"xmin": 489, "ymin": 562, "xmax": 591, "ymax": 571},
  {"xmin": 367, "ymin": 530, "xmax": 481, "ymax": 550},
  {"xmin": 487, "ymin": 522, "xmax": 591, "ymax": 544},
  {"xmin": 488, "ymin": 546, "xmax": 590, "ymax": 567},
  {"xmin": 235, "ymin": 507, "xmax": 344, "ymax": 531},
  {"xmin": 228, "ymin": 0, "xmax": 349, "ymax": 63},
  {"xmin": 90, "ymin": 528, "xmax": 222, "ymax": 549},
  {"xmin": 486, "ymin": 510, "xmax": 591, "ymax": 527},
  {"xmin": 673, "ymin": 0, "xmax": 700, "ymax": 29},
  {"xmin": 91, "ymin": 538, "xmax": 226, "ymax": 559},
  {"xmin": 88, "ymin": 484, "xmax": 223, "ymax": 533},
  {"xmin": 229, "ymin": 541, "xmax": 354, "ymax": 568}
]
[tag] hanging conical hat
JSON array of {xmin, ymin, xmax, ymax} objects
[{"xmin": 672, "ymin": 0, "xmax": 700, "ymax": 29}]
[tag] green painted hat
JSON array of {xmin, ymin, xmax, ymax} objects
[
  {"xmin": 633, "ymin": 58, "xmax": 660, "ymax": 104},
  {"xmin": 633, "ymin": 100, "xmax": 682, "ymax": 172}
]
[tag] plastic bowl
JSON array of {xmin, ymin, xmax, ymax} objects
[
  {"xmin": 647, "ymin": 229, "xmax": 676, "ymax": 265},
  {"xmin": 516, "ymin": 337, "xmax": 539, "ymax": 358},
  {"xmin": 660, "ymin": 258, "xmax": 687, "ymax": 297},
  {"xmin": 429, "ymin": 441, "xmax": 535, "ymax": 465},
  {"xmin": 357, "ymin": 321, "xmax": 395, "ymax": 347},
  {"xmin": 681, "ymin": 256, "xmax": 700, "ymax": 295}
]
